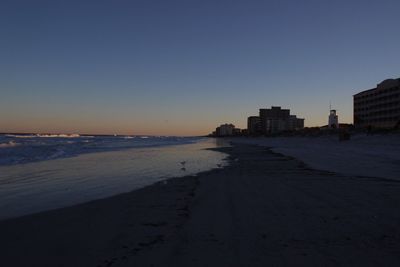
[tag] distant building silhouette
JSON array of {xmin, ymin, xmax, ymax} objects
[
  {"xmin": 328, "ymin": 109, "xmax": 339, "ymax": 128},
  {"xmin": 354, "ymin": 78, "xmax": 400, "ymax": 129},
  {"xmin": 258, "ymin": 106, "xmax": 304, "ymax": 134},
  {"xmin": 214, "ymin": 124, "xmax": 240, "ymax": 137},
  {"xmin": 247, "ymin": 116, "xmax": 261, "ymax": 135}
]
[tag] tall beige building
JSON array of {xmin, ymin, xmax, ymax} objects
[{"xmin": 353, "ymin": 78, "xmax": 400, "ymax": 128}]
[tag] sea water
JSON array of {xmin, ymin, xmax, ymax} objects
[{"xmin": 0, "ymin": 135, "xmax": 229, "ymax": 220}]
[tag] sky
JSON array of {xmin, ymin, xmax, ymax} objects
[{"xmin": 0, "ymin": 0, "xmax": 399, "ymax": 136}]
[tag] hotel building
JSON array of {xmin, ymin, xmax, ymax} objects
[
  {"xmin": 353, "ymin": 78, "xmax": 400, "ymax": 129},
  {"xmin": 258, "ymin": 106, "xmax": 304, "ymax": 134},
  {"xmin": 247, "ymin": 116, "xmax": 261, "ymax": 135},
  {"xmin": 215, "ymin": 124, "xmax": 239, "ymax": 136}
]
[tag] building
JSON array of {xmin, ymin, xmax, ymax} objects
[
  {"xmin": 247, "ymin": 116, "xmax": 261, "ymax": 135},
  {"xmin": 328, "ymin": 110, "xmax": 339, "ymax": 128},
  {"xmin": 259, "ymin": 106, "xmax": 304, "ymax": 134},
  {"xmin": 289, "ymin": 115, "xmax": 305, "ymax": 130},
  {"xmin": 259, "ymin": 106, "xmax": 289, "ymax": 134},
  {"xmin": 215, "ymin": 123, "xmax": 240, "ymax": 136},
  {"xmin": 354, "ymin": 78, "xmax": 400, "ymax": 129}
]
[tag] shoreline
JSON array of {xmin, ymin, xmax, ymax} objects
[
  {"xmin": 1, "ymin": 144, "xmax": 400, "ymax": 266},
  {"xmin": 0, "ymin": 145, "xmax": 229, "ymax": 223},
  {"xmin": 0, "ymin": 135, "xmax": 204, "ymax": 167},
  {"xmin": 0, "ymin": 138, "xmax": 228, "ymax": 220},
  {"xmin": 0, "ymin": 146, "xmax": 234, "ymax": 267}
]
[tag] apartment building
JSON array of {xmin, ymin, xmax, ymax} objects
[{"xmin": 354, "ymin": 78, "xmax": 400, "ymax": 128}]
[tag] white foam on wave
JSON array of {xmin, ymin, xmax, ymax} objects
[
  {"xmin": 0, "ymin": 141, "xmax": 20, "ymax": 148},
  {"xmin": 36, "ymin": 134, "xmax": 81, "ymax": 138},
  {"xmin": 6, "ymin": 134, "xmax": 89, "ymax": 138},
  {"xmin": 6, "ymin": 135, "xmax": 37, "ymax": 138},
  {"xmin": 47, "ymin": 150, "xmax": 66, "ymax": 159}
]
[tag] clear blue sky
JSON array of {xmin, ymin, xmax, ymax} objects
[{"xmin": 1, "ymin": 0, "xmax": 399, "ymax": 135}]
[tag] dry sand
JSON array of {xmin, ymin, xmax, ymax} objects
[
  {"xmin": 232, "ymin": 134, "xmax": 400, "ymax": 180},
  {"xmin": 1, "ymin": 144, "xmax": 400, "ymax": 266}
]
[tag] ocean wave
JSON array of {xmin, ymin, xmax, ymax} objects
[
  {"xmin": 47, "ymin": 149, "xmax": 66, "ymax": 159},
  {"xmin": 36, "ymin": 134, "xmax": 81, "ymax": 138},
  {"xmin": 0, "ymin": 135, "xmax": 203, "ymax": 166},
  {"xmin": 0, "ymin": 141, "xmax": 20, "ymax": 148},
  {"xmin": 6, "ymin": 134, "xmax": 37, "ymax": 138},
  {"xmin": 6, "ymin": 134, "xmax": 83, "ymax": 138}
]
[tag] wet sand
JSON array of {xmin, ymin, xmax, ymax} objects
[{"xmin": 1, "ymin": 144, "xmax": 400, "ymax": 266}]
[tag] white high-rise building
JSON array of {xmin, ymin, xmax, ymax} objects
[{"xmin": 328, "ymin": 110, "xmax": 339, "ymax": 128}]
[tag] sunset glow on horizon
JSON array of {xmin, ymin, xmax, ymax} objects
[{"xmin": 1, "ymin": 0, "xmax": 399, "ymax": 136}]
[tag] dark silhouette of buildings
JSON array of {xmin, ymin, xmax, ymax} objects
[
  {"xmin": 354, "ymin": 78, "xmax": 400, "ymax": 129},
  {"xmin": 256, "ymin": 106, "xmax": 304, "ymax": 134},
  {"xmin": 213, "ymin": 124, "xmax": 241, "ymax": 137},
  {"xmin": 247, "ymin": 116, "xmax": 261, "ymax": 135}
]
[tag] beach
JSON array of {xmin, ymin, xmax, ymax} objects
[
  {"xmin": 232, "ymin": 134, "xmax": 400, "ymax": 180},
  {"xmin": 1, "ymin": 141, "xmax": 400, "ymax": 266},
  {"xmin": 0, "ymin": 137, "xmax": 227, "ymax": 220}
]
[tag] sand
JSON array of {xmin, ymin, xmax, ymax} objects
[
  {"xmin": 1, "ymin": 143, "xmax": 400, "ymax": 266},
  {"xmin": 232, "ymin": 134, "xmax": 400, "ymax": 180}
]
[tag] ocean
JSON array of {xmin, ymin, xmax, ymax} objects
[{"xmin": 0, "ymin": 134, "xmax": 229, "ymax": 220}]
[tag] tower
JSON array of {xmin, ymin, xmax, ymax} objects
[{"xmin": 328, "ymin": 109, "xmax": 339, "ymax": 128}]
